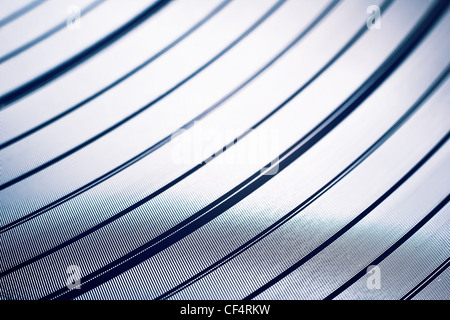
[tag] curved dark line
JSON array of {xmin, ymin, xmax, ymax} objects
[
  {"xmin": 0, "ymin": 0, "xmax": 286, "ymax": 191},
  {"xmin": 247, "ymin": 134, "xmax": 450, "ymax": 300},
  {"xmin": 0, "ymin": 0, "xmax": 171, "ymax": 107},
  {"xmin": 0, "ymin": 0, "xmax": 106, "ymax": 64},
  {"xmin": 0, "ymin": 0, "xmax": 45, "ymax": 28},
  {"xmin": 42, "ymin": 0, "xmax": 446, "ymax": 300},
  {"xmin": 325, "ymin": 193, "xmax": 450, "ymax": 300},
  {"xmin": 401, "ymin": 257, "xmax": 450, "ymax": 300},
  {"xmin": 157, "ymin": 64, "xmax": 449, "ymax": 300},
  {"xmin": 0, "ymin": 0, "xmax": 232, "ymax": 150},
  {"xmin": 0, "ymin": 0, "xmax": 340, "ymax": 275},
  {"xmin": 0, "ymin": 0, "xmax": 337, "ymax": 233}
]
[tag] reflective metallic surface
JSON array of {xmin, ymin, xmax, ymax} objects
[{"xmin": 0, "ymin": 0, "xmax": 449, "ymax": 300}]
